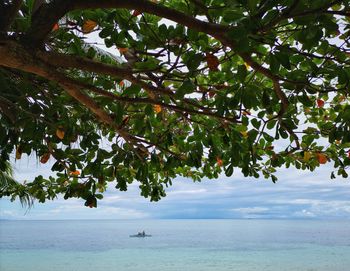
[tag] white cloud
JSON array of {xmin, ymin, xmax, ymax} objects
[
  {"xmin": 294, "ymin": 209, "xmax": 316, "ymax": 218},
  {"xmin": 168, "ymin": 188, "xmax": 207, "ymax": 195},
  {"xmin": 231, "ymin": 207, "xmax": 269, "ymax": 214}
]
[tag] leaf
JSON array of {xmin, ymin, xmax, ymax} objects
[
  {"xmin": 123, "ymin": 84, "xmax": 141, "ymax": 96},
  {"xmin": 118, "ymin": 48, "xmax": 128, "ymax": 54},
  {"xmin": 303, "ymin": 151, "xmax": 311, "ymax": 162},
  {"xmin": 316, "ymin": 153, "xmax": 327, "ymax": 164},
  {"xmin": 236, "ymin": 65, "xmax": 247, "ymax": 82},
  {"xmin": 275, "ymin": 51, "xmax": 291, "ymax": 70},
  {"xmin": 16, "ymin": 146, "xmax": 22, "ymax": 160},
  {"xmin": 240, "ymin": 131, "xmax": 248, "ymax": 138},
  {"xmin": 216, "ymin": 157, "xmax": 223, "ymax": 167},
  {"xmin": 153, "ymin": 104, "xmax": 162, "ymax": 114},
  {"xmin": 56, "ymin": 128, "xmax": 65, "ymax": 140},
  {"xmin": 270, "ymin": 54, "xmax": 280, "ymax": 74},
  {"xmin": 223, "ymin": 161, "xmax": 233, "ymax": 175},
  {"xmin": 176, "ymin": 79, "xmax": 195, "ymax": 98},
  {"xmin": 132, "ymin": 10, "xmax": 142, "ymax": 17},
  {"xmin": 52, "ymin": 23, "xmax": 59, "ymax": 32},
  {"xmin": 70, "ymin": 170, "xmax": 80, "ymax": 176},
  {"xmin": 205, "ymin": 53, "xmax": 220, "ymax": 71},
  {"xmin": 317, "ymin": 99, "xmax": 325, "ymax": 108},
  {"xmin": 40, "ymin": 153, "xmax": 50, "ymax": 164},
  {"xmin": 82, "ymin": 20, "xmax": 97, "ymax": 34}
]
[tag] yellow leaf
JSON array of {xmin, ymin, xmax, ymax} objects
[
  {"xmin": 16, "ymin": 146, "xmax": 22, "ymax": 160},
  {"xmin": 303, "ymin": 151, "xmax": 311, "ymax": 162},
  {"xmin": 56, "ymin": 128, "xmax": 65, "ymax": 140},
  {"xmin": 82, "ymin": 20, "xmax": 97, "ymax": 34},
  {"xmin": 240, "ymin": 131, "xmax": 248, "ymax": 138},
  {"xmin": 244, "ymin": 62, "xmax": 250, "ymax": 69},
  {"xmin": 154, "ymin": 104, "xmax": 162, "ymax": 114}
]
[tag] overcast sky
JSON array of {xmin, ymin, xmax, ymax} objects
[{"xmin": 1, "ymin": 155, "xmax": 349, "ymax": 220}]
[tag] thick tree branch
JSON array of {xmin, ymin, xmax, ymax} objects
[
  {"xmin": 0, "ymin": 40, "xmax": 130, "ymax": 139},
  {"xmin": 25, "ymin": 0, "xmax": 228, "ymax": 47},
  {"xmin": 36, "ymin": 51, "xmax": 132, "ymax": 78}
]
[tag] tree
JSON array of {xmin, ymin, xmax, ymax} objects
[
  {"xmin": 0, "ymin": 161, "xmax": 33, "ymax": 208},
  {"xmin": 0, "ymin": 0, "xmax": 349, "ymax": 207}
]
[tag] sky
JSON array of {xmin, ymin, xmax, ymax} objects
[{"xmin": 1, "ymin": 155, "xmax": 349, "ymax": 220}]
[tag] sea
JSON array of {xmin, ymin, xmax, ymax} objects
[{"xmin": 1, "ymin": 219, "xmax": 350, "ymax": 271}]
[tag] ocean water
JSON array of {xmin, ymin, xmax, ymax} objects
[{"xmin": 1, "ymin": 219, "xmax": 350, "ymax": 271}]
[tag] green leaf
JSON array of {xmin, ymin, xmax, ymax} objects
[{"xmin": 176, "ymin": 79, "xmax": 195, "ymax": 99}]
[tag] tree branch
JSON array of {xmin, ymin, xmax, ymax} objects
[
  {"xmin": 0, "ymin": 40, "xmax": 131, "ymax": 141},
  {"xmin": 36, "ymin": 51, "xmax": 132, "ymax": 78},
  {"xmin": 37, "ymin": 50, "xmax": 235, "ymax": 120},
  {"xmin": 25, "ymin": 0, "xmax": 228, "ymax": 47}
]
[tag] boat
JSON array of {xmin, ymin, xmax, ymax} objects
[{"xmin": 129, "ymin": 231, "xmax": 151, "ymax": 238}]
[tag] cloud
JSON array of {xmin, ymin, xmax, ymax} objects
[
  {"xmin": 293, "ymin": 209, "xmax": 316, "ymax": 218},
  {"xmin": 48, "ymin": 204, "xmax": 150, "ymax": 219},
  {"xmin": 231, "ymin": 207, "xmax": 269, "ymax": 214},
  {"xmin": 1, "ymin": 153, "xmax": 350, "ymax": 220}
]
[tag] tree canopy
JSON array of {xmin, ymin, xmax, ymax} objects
[{"xmin": 0, "ymin": 0, "xmax": 349, "ymax": 207}]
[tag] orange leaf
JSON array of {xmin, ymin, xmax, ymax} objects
[
  {"xmin": 316, "ymin": 99, "xmax": 324, "ymax": 108},
  {"xmin": 56, "ymin": 128, "xmax": 65, "ymax": 140},
  {"xmin": 52, "ymin": 23, "xmax": 59, "ymax": 31},
  {"xmin": 82, "ymin": 19, "xmax": 97, "ymax": 34},
  {"xmin": 40, "ymin": 153, "xmax": 51, "ymax": 164},
  {"xmin": 118, "ymin": 47, "xmax": 128, "ymax": 54},
  {"xmin": 216, "ymin": 157, "xmax": 223, "ymax": 167},
  {"xmin": 205, "ymin": 53, "xmax": 220, "ymax": 71},
  {"xmin": 154, "ymin": 104, "xmax": 162, "ymax": 114},
  {"xmin": 70, "ymin": 170, "xmax": 80, "ymax": 176},
  {"xmin": 316, "ymin": 153, "xmax": 327, "ymax": 164}
]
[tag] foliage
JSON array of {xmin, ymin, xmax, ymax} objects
[
  {"xmin": 0, "ymin": 0, "xmax": 349, "ymax": 207},
  {"xmin": 0, "ymin": 161, "xmax": 33, "ymax": 208}
]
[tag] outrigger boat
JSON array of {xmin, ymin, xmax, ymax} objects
[{"xmin": 130, "ymin": 231, "xmax": 151, "ymax": 237}]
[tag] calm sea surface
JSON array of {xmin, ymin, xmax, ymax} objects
[{"xmin": 1, "ymin": 219, "xmax": 350, "ymax": 271}]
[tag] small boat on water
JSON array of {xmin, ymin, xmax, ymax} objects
[{"xmin": 130, "ymin": 231, "xmax": 151, "ymax": 238}]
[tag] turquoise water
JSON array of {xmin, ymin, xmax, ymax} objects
[{"xmin": 1, "ymin": 219, "xmax": 350, "ymax": 271}]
